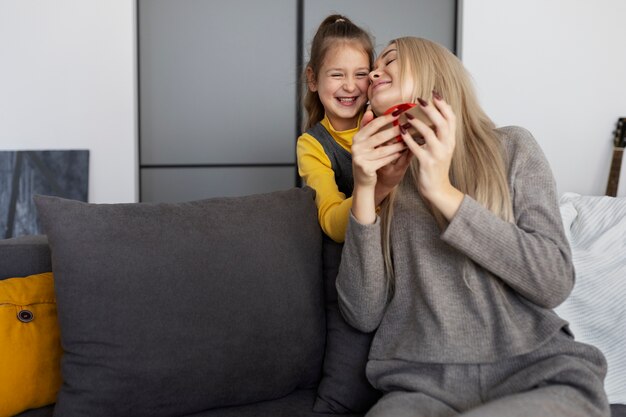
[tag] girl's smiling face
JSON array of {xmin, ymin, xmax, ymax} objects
[
  {"xmin": 368, "ymin": 43, "xmax": 415, "ymax": 116},
  {"xmin": 307, "ymin": 41, "xmax": 370, "ymax": 131}
]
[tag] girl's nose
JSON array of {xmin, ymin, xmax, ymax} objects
[{"xmin": 344, "ymin": 77, "xmax": 357, "ymax": 92}]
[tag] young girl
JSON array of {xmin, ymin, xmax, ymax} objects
[
  {"xmin": 297, "ymin": 15, "xmax": 407, "ymax": 242},
  {"xmin": 337, "ymin": 37, "xmax": 610, "ymax": 416}
]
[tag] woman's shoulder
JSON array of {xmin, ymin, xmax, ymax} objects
[
  {"xmin": 495, "ymin": 125, "xmax": 535, "ymax": 143},
  {"xmin": 495, "ymin": 125, "xmax": 550, "ymax": 171},
  {"xmin": 495, "ymin": 125, "xmax": 543, "ymax": 155}
]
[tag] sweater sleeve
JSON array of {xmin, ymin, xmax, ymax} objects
[
  {"xmin": 335, "ymin": 214, "xmax": 389, "ymax": 332},
  {"xmin": 297, "ymin": 133, "xmax": 352, "ymax": 242},
  {"xmin": 440, "ymin": 126, "xmax": 574, "ymax": 309}
]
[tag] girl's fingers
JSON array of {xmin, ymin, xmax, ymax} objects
[
  {"xmin": 355, "ymin": 141, "xmax": 406, "ymax": 166},
  {"xmin": 353, "ymin": 141, "xmax": 406, "ymax": 177},
  {"xmin": 355, "ymin": 112, "xmax": 397, "ymax": 138},
  {"xmin": 372, "ymin": 141, "xmax": 406, "ymax": 160},
  {"xmin": 360, "ymin": 109, "xmax": 375, "ymax": 127},
  {"xmin": 372, "ymin": 152, "xmax": 408, "ymax": 171}
]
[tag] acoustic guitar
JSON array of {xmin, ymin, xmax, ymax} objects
[{"xmin": 606, "ymin": 117, "xmax": 626, "ymax": 197}]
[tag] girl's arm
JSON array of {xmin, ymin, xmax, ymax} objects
[
  {"xmin": 297, "ymin": 135, "xmax": 353, "ymax": 242},
  {"xmin": 336, "ymin": 113, "xmax": 407, "ymax": 332},
  {"xmin": 297, "ymin": 112, "xmax": 408, "ymax": 242}
]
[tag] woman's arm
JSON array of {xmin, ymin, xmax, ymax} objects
[
  {"xmin": 400, "ymin": 98, "xmax": 571, "ymax": 308},
  {"xmin": 350, "ymin": 112, "xmax": 408, "ymax": 223},
  {"xmin": 336, "ymin": 215, "xmax": 387, "ymax": 332},
  {"xmin": 336, "ymin": 112, "xmax": 407, "ymax": 331},
  {"xmin": 440, "ymin": 127, "xmax": 573, "ymax": 308}
]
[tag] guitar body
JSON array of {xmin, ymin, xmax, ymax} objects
[{"xmin": 606, "ymin": 118, "xmax": 626, "ymax": 197}]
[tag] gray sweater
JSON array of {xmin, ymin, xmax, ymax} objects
[{"xmin": 336, "ymin": 126, "xmax": 573, "ymax": 364}]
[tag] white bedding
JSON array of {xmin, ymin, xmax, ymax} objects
[{"xmin": 556, "ymin": 192, "xmax": 626, "ymax": 404}]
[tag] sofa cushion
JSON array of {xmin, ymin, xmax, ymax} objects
[
  {"xmin": 34, "ymin": 188, "xmax": 325, "ymax": 417},
  {"xmin": 14, "ymin": 389, "xmax": 366, "ymax": 417},
  {"xmin": 313, "ymin": 238, "xmax": 381, "ymax": 413},
  {"xmin": 0, "ymin": 272, "xmax": 61, "ymax": 417},
  {"xmin": 17, "ymin": 399, "xmax": 626, "ymax": 417},
  {"xmin": 0, "ymin": 235, "xmax": 51, "ymax": 279},
  {"xmin": 187, "ymin": 389, "xmax": 364, "ymax": 417}
]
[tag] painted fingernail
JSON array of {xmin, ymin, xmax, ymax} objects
[
  {"xmin": 405, "ymin": 112, "xmax": 415, "ymax": 120},
  {"xmin": 391, "ymin": 108, "xmax": 402, "ymax": 116},
  {"xmin": 417, "ymin": 97, "xmax": 428, "ymax": 107},
  {"xmin": 401, "ymin": 122, "xmax": 411, "ymax": 130},
  {"xmin": 432, "ymin": 90, "xmax": 443, "ymax": 100},
  {"xmin": 399, "ymin": 125, "xmax": 406, "ymax": 135}
]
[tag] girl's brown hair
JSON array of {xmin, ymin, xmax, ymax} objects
[{"xmin": 302, "ymin": 15, "xmax": 374, "ymax": 131}]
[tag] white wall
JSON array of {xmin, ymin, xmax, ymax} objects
[
  {"xmin": 460, "ymin": 0, "xmax": 626, "ymax": 197},
  {"xmin": 3, "ymin": 1, "xmax": 625, "ymax": 201},
  {"xmin": 0, "ymin": 0, "xmax": 138, "ymax": 203}
]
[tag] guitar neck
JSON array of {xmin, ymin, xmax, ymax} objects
[{"xmin": 606, "ymin": 147, "xmax": 624, "ymax": 197}]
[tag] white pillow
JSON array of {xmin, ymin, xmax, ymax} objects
[{"xmin": 556, "ymin": 192, "xmax": 626, "ymax": 404}]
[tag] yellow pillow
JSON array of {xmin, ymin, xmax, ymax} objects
[{"xmin": 0, "ymin": 272, "xmax": 62, "ymax": 417}]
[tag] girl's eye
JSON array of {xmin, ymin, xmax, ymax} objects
[
  {"xmin": 385, "ymin": 58, "xmax": 396, "ymax": 66},
  {"xmin": 331, "ymin": 73, "xmax": 343, "ymax": 78},
  {"xmin": 356, "ymin": 72, "xmax": 368, "ymax": 78}
]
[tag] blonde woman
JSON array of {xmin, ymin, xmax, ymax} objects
[{"xmin": 336, "ymin": 37, "xmax": 609, "ymax": 417}]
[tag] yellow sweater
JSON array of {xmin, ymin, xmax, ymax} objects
[{"xmin": 296, "ymin": 114, "xmax": 362, "ymax": 243}]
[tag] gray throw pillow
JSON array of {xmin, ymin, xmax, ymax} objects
[{"xmin": 34, "ymin": 188, "xmax": 325, "ymax": 417}]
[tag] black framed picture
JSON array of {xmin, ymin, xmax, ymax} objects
[{"xmin": 0, "ymin": 150, "xmax": 89, "ymax": 238}]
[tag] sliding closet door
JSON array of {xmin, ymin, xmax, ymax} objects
[
  {"xmin": 138, "ymin": 0, "xmax": 457, "ymax": 202},
  {"xmin": 139, "ymin": 0, "xmax": 297, "ymax": 202},
  {"xmin": 303, "ymin": 0, "xmax": 457, "ymax": 54}
]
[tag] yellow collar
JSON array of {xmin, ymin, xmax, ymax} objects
[{"xmin": 320, "ymin": 113, "xmax": 363, "ymax": 149}]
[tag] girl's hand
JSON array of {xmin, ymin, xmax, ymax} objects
[
  {"xmin": 350, "ymin": 110, "xmax": 407, "ymax": 224},
  {"xmin": 375, "ymin": 148, "xmax": 411, "ymax": 205},
  {"xmin": 400, "ymin": 94, "xmax": 464, "ymax": 220}
]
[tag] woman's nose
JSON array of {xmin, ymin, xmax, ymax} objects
[{"xmin": 369, "ymin": 70, "xmax": 380, "ymax": 82}]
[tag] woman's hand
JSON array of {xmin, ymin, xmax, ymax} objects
[
  {"xmin": 375, "ymin": 148, "xmax": 411, "ymax": 205},
  {"xmin": 400, "ymin": 94, "xmax": 464, "ymax": 220},
  {"xmin": 352, "ymin": 110, "xmax": 407, "ymax": 189},
  {"xmin": 351, "ymin": 110, "xmax": 407, "ymax": 223}
]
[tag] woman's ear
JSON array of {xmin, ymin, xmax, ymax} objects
[{"xmin": 306, "ymin": 67, "xmax": 317, "ymax": 92}]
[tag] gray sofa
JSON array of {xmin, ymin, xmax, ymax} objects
[{"xmin": 0, "ymin": 187, "xmax": 624, "ymax": 417}]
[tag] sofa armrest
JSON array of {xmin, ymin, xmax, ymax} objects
[{"xmin": 0, "ymin": 235, "xmax": 51, "ymax": 279}]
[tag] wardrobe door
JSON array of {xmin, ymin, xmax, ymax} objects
[
  {"xmin": 141, "ymin": 167, "xmax": 295, "ymax": 203},
  {"xmin": 303, "ymin": 0, "xmax": 458, "ymax": 58},
  {"xmin": 138, "ymin": 0, "xmax": 458, "ymax": 203},
  {"xmin": 139, "ymin": 0, "xmax": 297, "ymax": 202}
]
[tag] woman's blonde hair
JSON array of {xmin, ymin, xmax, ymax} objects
[
  {"xmin": 380, "ymin": 37, "xmax": 514, "ymax": 288},
  {"xmin": 302, "ymin": 15, "xmax": 374, "ymax": 131}
]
